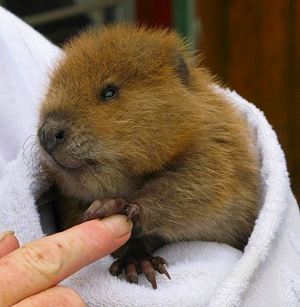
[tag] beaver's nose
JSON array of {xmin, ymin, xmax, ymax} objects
[{"xmin": 38, "ymin": 123, "xmax": 66, "ymax": 153}]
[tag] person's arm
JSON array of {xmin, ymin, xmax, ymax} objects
[{"xmin": 0, "ymin": 215, "xmax": 132, "ymax": 306}]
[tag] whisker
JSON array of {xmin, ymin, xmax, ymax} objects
[{"xmin": 22, "ymin": 134, "xmax": 41, "ymax": 169}]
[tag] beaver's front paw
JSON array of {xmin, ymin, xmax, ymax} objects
[{"xmin": 82, "ymin": 198, "xmax": 140, "ymax": 222}]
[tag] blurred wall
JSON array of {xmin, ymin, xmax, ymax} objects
[{"xmin": 198, "ymin": 0, "xmax": 300, "ymax": 201}]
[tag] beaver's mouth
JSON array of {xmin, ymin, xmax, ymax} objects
[
  {"xmin": 45, "ymin": 152, "xmax": 98, "ymax": 173},
  {"xmin": 52, "ymin": 156, "xmax": 80, "ymax": 171}
]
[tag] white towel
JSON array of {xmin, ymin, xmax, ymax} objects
[{"xmin": 0, "ymin": 7, "xmax": 300, "ymax": 307}]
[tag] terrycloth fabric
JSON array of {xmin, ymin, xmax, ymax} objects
[
  {"xmin": 0, "ymin": 7, "xmax": 61, "ymax": 166},
  {"xmin": 0, "ymin": 7, "xmax": 61, "ymax": 243},
  {"xmin": 1, "ymin": 7, "xmax": 300, "ymax": 307}
]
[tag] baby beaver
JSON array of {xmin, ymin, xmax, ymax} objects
[{"xmin": 37, "ymin": 25, "xmax": 259, "ymax": 289}]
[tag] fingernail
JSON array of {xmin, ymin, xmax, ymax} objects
[
  {"xmin": 101, "ymin": 215, "xmax": 133, "ymax": 238},
  {"xmin": 0, "ymin": 231, "xmax": 14, "ymax": 242}
]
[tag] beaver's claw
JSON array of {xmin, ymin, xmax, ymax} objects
[
  {"xmin": 82, "ymin": 198, "xmax": 140, "ymax": 222},
  {"xmin": 109, "ymin": 255, "xmax": 170, "ymax": 289}
]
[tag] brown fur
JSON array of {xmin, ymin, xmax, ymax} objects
[{"xmin": 38, "ymin": 25, "xmax": 260, "ymax": 253}]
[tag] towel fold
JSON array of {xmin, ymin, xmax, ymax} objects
[{"xmin": 0, "ymin": 7, "xmax": 299, "ymax": 306}]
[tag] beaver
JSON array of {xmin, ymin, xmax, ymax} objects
[{"xmin": 37, "ymin": 25, "xmax": 260, "ymax": 289}]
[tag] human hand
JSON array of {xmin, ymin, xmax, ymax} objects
[{"xmin": 0, "ymin": 215, "xmax": 132, "ymax": 306}]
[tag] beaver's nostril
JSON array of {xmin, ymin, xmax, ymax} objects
[
  {"xmin": 55, "ymin": 130, "xmax": 65, "ymax": 140},
  {"xmin": 39, "ymin": 124, "xmax": 67, "ymax": 153}
]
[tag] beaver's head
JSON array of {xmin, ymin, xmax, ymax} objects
[{"xmin": 38, "ymin": 25, "xmax": 204, "ymax": 201}]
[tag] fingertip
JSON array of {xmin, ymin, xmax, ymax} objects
[
  {"xmin": 0, "ymin": 234, "xmax": 19, "ymax": 258},
  {"xmin": 0, "ymin": 231, "xmax": 15, "ymax": 242},
  {"xmin": 8, "ymin": 235, "xmax": 20, "ymax": 249},
  {"xmin": 113, "ymin": 231, "xmax": 132, "ymax": 247},
  {"xmin": 66, "ymin": 218, "xmax": 133, "ymax": 265},
  {"xmin": 100, "ymin": 215, "xmax": 133, "ymax": 239}
]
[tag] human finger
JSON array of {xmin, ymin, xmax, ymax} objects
[
  {"xmin": 0, "ymin": 215, "xmax": 132, "ymax": 306},
  {"xmin": 13, "ymin": 285, "xmax": 85, "ymax": 307},
  {"xmin": 0, "ymin": 231, "xmax": 19, "ymax": 258}
]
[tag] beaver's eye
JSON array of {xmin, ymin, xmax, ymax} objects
[{"xmin": 100, "ymin": 85, "xmax": 119, "ymax": 101}]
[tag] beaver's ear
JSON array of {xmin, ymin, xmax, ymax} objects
[{"xmin": 173, "ymin": 52, "xmax": 190, "ymax": 86}]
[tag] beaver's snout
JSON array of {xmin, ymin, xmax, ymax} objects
[
  {"xmin": 38, "ymin": 120, "xmax": 67, "ymax": 154},
  {"xmin": 38, "ymin": 117, "xmax": 99, "ymax": 172}
]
